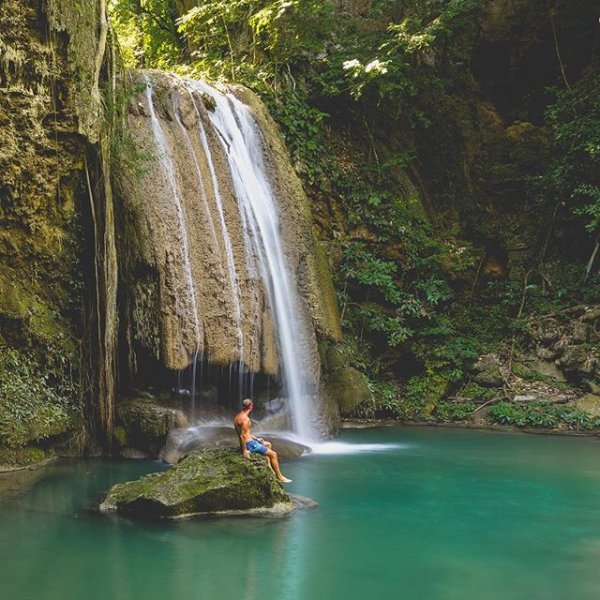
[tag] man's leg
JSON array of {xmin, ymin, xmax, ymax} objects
[{"xmin": 265, "ymin": 449, "xmax": 291, "ymax": 483}]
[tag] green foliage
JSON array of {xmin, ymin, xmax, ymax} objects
[
  {"xmin": 400, "ymin": 373, "xmax": 450, "ymax": 420},
  {"xmin": 352, "ymin": 379, "xmax": 402, "ymax": 419},
  {"xmin": 106, "ymin": 0, "xmax": 599, "ymax": 427},
  {"xmin": 109, "ymin": 0, "xmax": 184, "ymax": 68},
  {"xmin": 544, "ymin": 73, "xmax": 600, "ymax": 239},
  {"xmin": 177, "ymin": 0, "xmax": 333, "ymax": 80},
  {"xmin": 262, "ymin": 87, "xmax": 329, "ymax": 186},
  {"xmin": 0, "ymin": 446, "xmax": 48, "ymax": 467},
  {"xmin": 460, "ymin": 383, "xmax": 497, "ymax": 401},
  {"xmin": 489, "ymin": 401, "xmax": 600, "ymax": 431},
  {"xmin": 104, "ymin": 69, "xmax": 153, "ymax": 180},
  {"xmin": 434, "ymin": 401, "xmax": 476, "ymax": 422},
  {"xmin": 0, "ymin": 349, "xmax": 76, "ymax": 448}
]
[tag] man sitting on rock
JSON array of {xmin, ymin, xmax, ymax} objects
[{"xmin": 234, "ymin": 399, "xmax": 292, "ymax": 484}]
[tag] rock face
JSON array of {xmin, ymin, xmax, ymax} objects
[
  {"xmin": 570, "ymin": 395, "xmax": 600, "ymax": 418},
  {"xmin": 115, "ymin": 395, "xmax": 189, "ymax": 456},
  {"xmin": 118, "ymin": 71, "xmax": 341, "ymax": 376},
  {"xmin": 116, "ymin": 71, "xmax": 344, "ymax": 435},
  {"xmin": 527, "ymin": 306, "xmax": 600, "ymax": 383},
  {"xmin": 319, "ymin": 342, "xmax": 373, "ymax": 418},
  {"xmin": 0, "ymin": 0, "xmax": 118, "ymax": 456},
  {"xmin": 100, "ymin": 448, "xmax": 294, "ymax": 518}
]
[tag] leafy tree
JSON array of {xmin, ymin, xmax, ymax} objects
[{"xmin": 544, "ymin": 73, "xmax": 600, "ymax": 277}]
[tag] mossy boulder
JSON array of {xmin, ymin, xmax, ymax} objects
[
  {"xmin": 100, "ymin": 448, "xmax": 294, "ymax": 519},
  {"xmin": 570, "ymin": 394, "xmax": 600, "ymax": 418},
  {"xmin": 472, "ymin": 353, "xmax": 505, "ymax": 387},
  {"xmin": 320, "ymin": 342, "xmax": 373, "ymax": 417},
  {"xmin": 115, "ymin": 395, "xmax": 189, "ymax": 456},
  {"xmin": 325, "ymin": 366, "xmax": 372, "ymax": 416}
]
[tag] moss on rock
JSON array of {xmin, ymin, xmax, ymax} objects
[
  {"xmin": 570, "ymin": 395, "xmax": 600, "ymax": 418},
  {"xmin": 116, "ymin": 395, "xmax": 189, "ymax": 455},
  {"xmin": 0, "ymin": 446, "xmax": 50, "ymax": 471},
  {"xmin": 100, "ymin": 448, "xmax": 293, "ymax": 518}
]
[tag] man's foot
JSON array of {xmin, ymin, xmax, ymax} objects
[{"xmin": 278, "ymin": 477, "xmax": 292, "ymax": 484}]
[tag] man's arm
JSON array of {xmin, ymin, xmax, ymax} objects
[{"xmin": 239, "ymin": 418, "xmax": 251, "ymax": 459}]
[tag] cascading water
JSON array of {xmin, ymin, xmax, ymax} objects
[
  {"xmin": 189, "ymin": 80, "xmax": 316, "ymax": 441},
  {"xmin": 130, "ymin": 73, "xmax": 335, "ymax": 440},
  {"xmin": 144, "ymin": 79, "xmax": 202, "ymax": 350}
]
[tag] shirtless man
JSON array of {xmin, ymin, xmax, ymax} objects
[{"xmin": 233, "ymin": 398, "xmax": 292, "ymax": 483}]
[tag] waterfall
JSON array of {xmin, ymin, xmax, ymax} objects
[
  {"xmin": 189, "ymin": 80, "xmax": 316, "ymax": 440},
  {"xmin": 124, "ymin": 72, "xmax": 340, "ymax": 440},
  {"xmin": 144, "ymin": 78, "xmax": 202, "ymax": 350}
]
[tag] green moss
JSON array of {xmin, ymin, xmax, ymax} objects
[
  {"xmin": 113, "ymin": 426, "xmax": 128, "ymax": 447},
  {"xmin": 401, "ymin": 373, "xmax": 451, "ymax": 419},
  {"xmin": 102, "ymin": 449, "xmax": 292, "ymax": 518},
  {"xmin": 0, "ymin": 446, "xmax": 49, "ymax": 468}
]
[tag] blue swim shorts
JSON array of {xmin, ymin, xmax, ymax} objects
[{"xmin": 246, "ymin": 439, "xmax": 269, "ymax": 455}]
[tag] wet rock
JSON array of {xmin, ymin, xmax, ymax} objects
[
  {"xmin": 325, "ymin": 365, "xmax": 372, "ymax": 416},
  {"xmin": 159, "ymin": 426, "xmax": 309, "ymax": 465},
  {"xmin": 199, "ymin": 91, "xmax": 216, "ymax": 111},
  {"xmin": 261, "ymin": 436, "xmax": 310, "ymax": 460},
  {"xmin": 120, "ymin": 448, "xmax": 149, "ymax": 460},
  {"xmin": 99, "ymin": 448, "xmax": 294, "ymax": 519},
  {"xmin": 116, "ymin": 396, "xmax": 189, "ymax": 456},
  {"xmin": 320, "ymin": 343, "xmax": 372, "ymax": 416}
]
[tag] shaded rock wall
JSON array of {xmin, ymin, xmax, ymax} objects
[{"xmin": 0, "ymin": 0, "xmax": 116, "ymax": 456}]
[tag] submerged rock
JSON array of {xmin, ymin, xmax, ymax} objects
[{"xmin": 100, "ymin": 448, "xmax": 294, "ymax": 518}]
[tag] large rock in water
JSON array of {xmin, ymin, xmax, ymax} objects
[{"xmin": 100, "ymin": 449, "xmax": 294, "ymax": 518}]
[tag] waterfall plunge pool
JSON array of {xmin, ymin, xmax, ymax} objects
[{"xmin": 1, "ymin": 427, "xmax": 600, "ymax": 600}]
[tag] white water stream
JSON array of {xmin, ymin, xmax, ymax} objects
[
  {"xmin": 145, "ymin": 80, "xmax": 202, "ymax": 349},
  {"xmin": 191, "ymin": 81, "xmax": 315, "ymax": 441},
  {"xmin": 144, "ymin": 76, "xmax": 316, "ymax": 441}
]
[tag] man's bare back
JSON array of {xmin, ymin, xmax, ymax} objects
[{"xmin": 234, "ymin": 399, "xmax": 292, "ymax": 483}]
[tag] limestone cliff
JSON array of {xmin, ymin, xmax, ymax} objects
[
  {"xmin": 118, "ymin": 72, "xmax": 340, "ymax": 377},
  {"xmin": 0, "ymin": 0, "xmax": 116, "ymax": 459}
]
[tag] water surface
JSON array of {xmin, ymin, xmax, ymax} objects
[{"xmin": 1, "ymin": 427, "xmax": 600, "ymax": 600}]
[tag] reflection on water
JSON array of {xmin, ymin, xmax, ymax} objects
[
  {"xmin": 309, "ymin": 441, "xmax": 409, "ymax": 455},
  {"xmin": 1, "ymin": 428, "xmax": 600, "ymax": 600}
]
